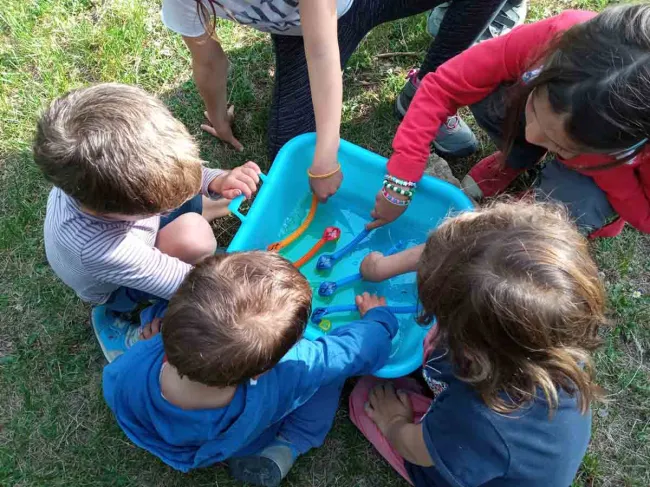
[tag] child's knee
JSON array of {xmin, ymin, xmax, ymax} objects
[
  {"xmin": 158, "ymin": 213, "xmax": 217, "ymax": 263},
  {"xmin": 181, "ymin": 213, "xmax": 217, "ymax": 257}
]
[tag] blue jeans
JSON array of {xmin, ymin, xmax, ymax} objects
[
  {"xmin": 160, "ymin": 194, "xmax": 203, "ymax": 229},
  {"xmin": 105, "ymin": 195, "xmax": 204, "ymax": 312}
]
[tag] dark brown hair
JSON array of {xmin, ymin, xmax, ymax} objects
[
  {"xmin": 33, "ymin": 83, "xmax": 203, "ymax": 215},
  {"xmin": 417, "ymin": 201, "xmax": 606, "ymax": 414},
  {"xmin": 503, "ymin": 4, "xmax": 650, "ymax": 170},
  {"xmin": 162, "ymin": 252, "xmax": 312, "ymax": 387}
]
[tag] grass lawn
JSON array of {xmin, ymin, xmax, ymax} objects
[{"xmin": 1, "ymin": 0, "xmax": 648, "ymax": 485}]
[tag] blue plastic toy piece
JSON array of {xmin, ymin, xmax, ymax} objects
[
  {"xmin": 316, "ymin": 228, "xmax": 372, "ymax": 270},
  {"xmin": 383, "ymin": 240, "xmax": 408, "ymax": 258},
  {"xmin": 318, "ymin": 273, "xmax": 361, "ymax": 297},
  {"xmin": 311, "ymin": 304, "xmax": 418, "ymax": 324},
  {"xmin": 317, "ymin": 240, "xmax": 407, "ymax": 297}
]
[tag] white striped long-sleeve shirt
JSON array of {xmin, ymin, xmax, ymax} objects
[{"xmin": 44, "ymin": 167, "xmax": 223, "ymax": 304}]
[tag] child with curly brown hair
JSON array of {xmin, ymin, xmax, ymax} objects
[{"xmin": 352, "ymin": 201, "xmax": 606, "ymax": 486}]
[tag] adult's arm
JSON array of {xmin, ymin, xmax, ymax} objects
[{"xmin": 161, "ymin": 0, "xmax": 242, "ymax": 150}]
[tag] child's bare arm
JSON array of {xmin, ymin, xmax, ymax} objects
[
  {"xmin": 388, "ymin": 422, "xmax": 433, "ymax": 467},
  {"xmin": 366, "ymin": 382, "xmax": 434, "ymax": 467},
  {"xmin": 360, "ymin": 244, "xmax": 425, "ymax": 282}
]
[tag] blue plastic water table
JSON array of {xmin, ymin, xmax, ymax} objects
[{"xmin": 227, "ymin": 133, "xmax": 473, "ymax": 378}]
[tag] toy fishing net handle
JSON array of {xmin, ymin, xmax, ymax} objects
[
  {"xmin": 267, "ymin": 194, "xmax": 318, "ymax": 252},
  {"xmin": 294, "ymin": 239, "xmax": 327, "ymax": 268},
  {"xmin": 318, "ymin": 272, "xmax": 363, "ymax": 297},
  {"xmin": 311, "ymin": 303, "xmax": 418, "ymax": 323},
  {"xmin": 336, "ymin": 272, "xmax": 362, "ymax": 287},
  {"xmin": 330, "ymin": 228, "xmax": 371, "ymax": 261},
  {"xmin": 385, "ymin": 240, "xmax": 407, "ymax": 256},
  {"xmin": 294, "ymin": 226, "xmax": 341, "ymax": 268}
]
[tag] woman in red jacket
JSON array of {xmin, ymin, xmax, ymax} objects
[{"xmin": 369, "ymin": 4, "xmax": 650, "ymax": 237}]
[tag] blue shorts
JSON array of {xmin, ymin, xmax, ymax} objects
[
  {"xmin": 160, "ymin": 194, "xmax": 204, "ymax": 229},
  {"xmin": 105, "ymin": 194, "xmax": 204, "ymax": 311}
]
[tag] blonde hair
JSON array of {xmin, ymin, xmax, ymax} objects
[
  {"xmin": 34, "ymin": 83, "xmax": 203, "ymax": 215},
  {"xmin": 418, "ymin": 201, "xmax": 606, "ymax": 415}
]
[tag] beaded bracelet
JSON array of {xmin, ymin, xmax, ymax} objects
[
  {"xmin": 383, "ymin": 181, "xmax": 414, "ymax": 198},
  {"xmin": 381, "ymin": 188, "xmax": 410, "ymax": 206},
  {"xmin": 385, "ymin": 174, "xmax": 417, "ymax": 188}
]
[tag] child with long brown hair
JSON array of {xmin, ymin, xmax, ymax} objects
[
  {"xmin": 351, "ymin": 201, "xmax": 606, "ymax": 486},
  {"xmin": 368, "ymin": 4, "xmax": 650, "ymax": 238}
]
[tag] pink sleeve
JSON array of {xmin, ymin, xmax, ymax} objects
[{"xmin": 590, "ymin": 156, "xmax": 650, "ymax": 234}]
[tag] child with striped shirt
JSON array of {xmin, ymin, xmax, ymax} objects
[{"xmin": 33, "ymin": 83, "xmax": 261, "ymax": 361}]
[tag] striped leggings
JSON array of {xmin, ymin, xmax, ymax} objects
[{"xmin": 268, "ymin": 0, "xmax": 507, "ymax": 157}]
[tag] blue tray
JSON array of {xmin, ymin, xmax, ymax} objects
[{"xmin": 227, "ymin": 133, "xmax": 473, "ymax": 377}]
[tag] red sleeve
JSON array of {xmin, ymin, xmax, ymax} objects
[
  {"xmin": 387, "ymin": 10, "xmax": 597, "ymax": 182},
  {"xmin": 590, "ymin": 154, "xmax": 650, "ymax": 234}
]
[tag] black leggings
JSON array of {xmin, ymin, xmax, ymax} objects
[{"xmin": 268, "ymin": 0, "xmax": 507, "ymax": 158}]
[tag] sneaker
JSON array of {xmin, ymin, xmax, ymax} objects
[
  {"xmin": 477, "ymin": 0, "xmax": 527, "ymax": 42},
  {"xmin": 427, "ymin": 0, "xmax": 527, "ymax": 42},
  {"xmin": 461, "ymin": 152, "xmax": 524, "ymax": 199},
  {"xmin": 426, "ymin": 2, "xmax": 449, "ymax": 38},
  {"xmin": 396, "ymin": 69, "xmax": 478, "ymax": 157},
  {"xmin": 434, "ymin": 114, "xmax": 479, "ymax": 158},
  {"xmin": 229, "ymin": 438, "xmax": 299, "ymax": 487},
  {"xmin": 91, "ymin": 305, "xmax": 142, "ymax": 363},
  {"xmin": 395, "ymin": 68, "xmax": 420, "ymax": 118}
]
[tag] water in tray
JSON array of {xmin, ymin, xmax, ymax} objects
[{"xmin": 276, "ymin": 194, "xmax": 428, "ymax": 359}]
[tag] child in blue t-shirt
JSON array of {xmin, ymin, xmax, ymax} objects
[
  {"xmin": 103, "ymin": 251, "xmax": 399, "ymax": 487},
  {"xmin": 352, "ymin": 201, "xmax": 606, "ymax": 486}
]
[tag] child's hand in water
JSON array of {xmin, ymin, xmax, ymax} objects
[
  {"xmin": 355, "ymin": 292, "xmax": 387, "ymax": 317},
  {"xmin": 209, "ymin": 161, "xmax": 261, "ymax": 199},
  {"xmin": 367, "ymin": 188, "xmax": 408, "ymax": 230},
  {"xmin": 309, "ymin": 168, "xmax": 343, "ymax": 203},
  {"xmin": 361, "ymin": 244, "xmax": 423, "ymax": 281},
  {"xmin": 365, "ymin": 382, "xmax": 414, "ymax": 438},
  {"xmin": 360, "ymin": 252, "xmax": 387, "ymax": 282}
]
